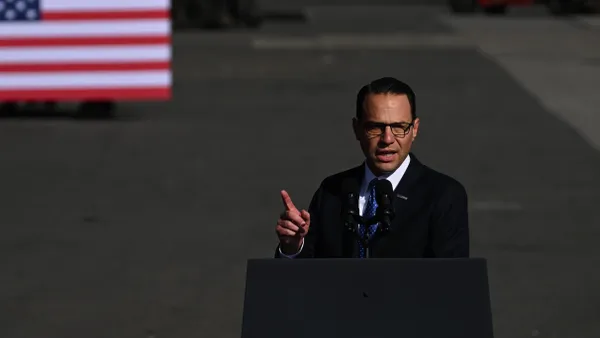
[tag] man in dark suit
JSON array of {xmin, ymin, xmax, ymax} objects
[{"xmin": 275, "ymin": 77, "xmax": 469, "ymax": 258}]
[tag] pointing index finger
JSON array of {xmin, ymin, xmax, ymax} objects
[{"xmin": 280, "ymin": 190, "xmax": 297, "ymax": 211}]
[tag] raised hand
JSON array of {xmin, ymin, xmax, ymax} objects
[{"xmin": 276, "ymin": 190, "xmax": 310, "ymax": 255}]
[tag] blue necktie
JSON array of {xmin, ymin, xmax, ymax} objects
[{"xmin": 358, "ymin": 179, "xmax": 379, "ymax": 258}]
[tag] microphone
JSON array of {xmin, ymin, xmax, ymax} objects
[
  {"xmin": 341, "ymin": 178, "xmax": 368, "ymax": 257},
  {"xmin": 374, "ymin": 179, "xmax": 395, "ymax": 233},
  {"xmin": 341, "ymin": 178, "xmax": 361, "ymax": 234}
]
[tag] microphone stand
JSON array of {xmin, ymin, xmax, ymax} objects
[
  {"xmin": 356, "ymin": 205, "xmax": 394, "ymax": 258},
  {"xmin": 345, "ymin": 214, "xmax": 381, "ymax": 258},
  {"xmin": 342, "ymin": 194, "xmax": 394, "ymax": 258},
  {"xmin": 360, "ymin": 216, "xmax": 378, "ymax": 258}
]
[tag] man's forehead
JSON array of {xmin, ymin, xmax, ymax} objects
[
  {"xmin": 365, "ymin": 92, "xmax": 409, "ymax": 104},
  {"xmin": 362, "ymin": 104, "xmax": 411, "ymax": 120},
  {"xmin": 363, "ymin": 94, "xmax": 410, "ymax": 111}
]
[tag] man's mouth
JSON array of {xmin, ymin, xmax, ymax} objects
[{"xmin": 375, "ymin": 150, "xmax": 397, "ymax": 162}]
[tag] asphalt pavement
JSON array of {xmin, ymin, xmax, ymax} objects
[{"xmin": 1, "ymin": 3, "xmax": 600, "ymax": 338}]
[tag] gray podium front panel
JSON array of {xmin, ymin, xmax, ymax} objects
[{"xmin": 241, "ymin": 258, "xmax": 494, "ymax": 338}]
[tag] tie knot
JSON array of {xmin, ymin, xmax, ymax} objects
[{"xmin": 368, "ymin": 178, "xmax": 380, "ymax": 197}]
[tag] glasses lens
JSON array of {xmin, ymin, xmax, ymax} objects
[
  {"xmin": 364, "ymin": 123, "xmax": 382, "ymax": 136},
  {"xmin": 392, "ymin": 123, "xmax": 411, "ymax": 136},
  {"xmin": 363, "ymin": 122, "xmax": 412, "ymax": 137}
]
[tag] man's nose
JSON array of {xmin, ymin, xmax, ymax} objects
[{"xmin": 380, "ymin": 126, "xmax": 395, "ymax": 144}]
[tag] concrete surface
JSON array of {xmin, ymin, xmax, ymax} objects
[
  {"xmin": 1, "ymin": 3, "xmax": 599, "ymax": 338},
  {"xmin": 444, "ymin": 15, "xmax": 600, "ymax": 151}
]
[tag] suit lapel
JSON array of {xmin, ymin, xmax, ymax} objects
[
  {"xmin": 390, "ymin": 153, "xmax": 424, "ymax": 230},
  {"xmin": 342, "ymin": 156, "xmax": 424, "ymax": 255}
]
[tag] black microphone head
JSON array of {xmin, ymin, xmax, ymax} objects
[
  {"xmin": 375, "ymin": 179, "xmax": 394, "ymax": 229},
  {"xmin": 374, "ymin": 179, "xmax": 394, "ymax": 204},
  {"xmin": 341, "ymin": 178, "xmax": 360, "ymax": 230},
  {"xmin": 341, "ymin": 178, "xmax": 360, "ymax": 215}
]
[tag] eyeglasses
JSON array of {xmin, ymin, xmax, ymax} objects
[{"xmin": 363, "ymin": 121, "xmax": 414, "ymax": 138}]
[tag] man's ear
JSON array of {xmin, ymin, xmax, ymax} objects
[{"xmin": 412, "ymin": 117, "xmax": 420, "ymax": 141}]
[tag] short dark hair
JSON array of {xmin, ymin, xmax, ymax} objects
[{"xmin": 355, "ymin": 77, "xmax": 416, "ymax": 120}]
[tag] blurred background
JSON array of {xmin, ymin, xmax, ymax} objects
[{"xmin": 1, "ymin": 0, "xmax": 600, "ymax": 337}]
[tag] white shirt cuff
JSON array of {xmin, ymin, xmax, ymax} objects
[{"xmin": 278, "ymin": 239, "xmax": 305, "ymax": 258}]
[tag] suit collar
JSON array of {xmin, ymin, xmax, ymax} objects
[
  {"xmin": 343, "ymin": 153, "xmax": 425, "ymax": 255},
  {"xmin": 354, "ymin": 153, "xmax": 422, "ymax": 196},
  {"xmin": 361, "ymin": 154, "xmax": 410, "ymax": 196},
  {"xmin": 393, "ymin": 153, "xmax": 424, "ymax": 198}
]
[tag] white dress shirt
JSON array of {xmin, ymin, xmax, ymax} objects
[{"xmin": 279, "ymin": 154, "xmax": 411, "ymax": 258}]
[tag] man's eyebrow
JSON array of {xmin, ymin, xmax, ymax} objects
[{"xmin": 363, "ymin": 120, "xmax": 412, "ymax": 124}]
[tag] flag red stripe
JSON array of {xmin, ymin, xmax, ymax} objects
[
  {"xmin": 0, "ymin": 62, "xmax": 170, "ymax": 72},
  {"xmin": 0, "ymin": 36, "xmax": 170, "ymax": 47},
  {"xmin": 0, "ymin": 88, "xmax": 171, "ymax": 101},
  {"xmin": 42, "ymin": 9, "xmax": 169, "ymax": 21}
]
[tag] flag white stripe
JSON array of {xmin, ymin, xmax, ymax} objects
[
  {"xmin": 0, "ymin": 20, "xmax": 169, "ymax": 38},
  {"xmin": 0, "ymin": 45, "xmax": 170, "ymax": 63},
  {"xmin": 0, "ymin": 71, "xmax": 171, "ymax": 89},
  {"xmin": 42, "ymin": 0, "xmax": 169, "ymax": 11}
]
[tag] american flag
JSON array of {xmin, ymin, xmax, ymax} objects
[{"xmin": 0, "ymin": 0, "xmax": 171, "ymax": 101}]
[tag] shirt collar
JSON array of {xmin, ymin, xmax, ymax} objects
[{"xmin": 361, "ymin": 153, "xmax": 411, "ymax": 195}]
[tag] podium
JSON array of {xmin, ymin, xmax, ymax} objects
[{"xmin": 240, "ymin": 258, "xmax": 494, "ymax": 338}]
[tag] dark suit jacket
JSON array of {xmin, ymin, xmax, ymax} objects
[{"xmin": 275, "ymin": 153, "xmax": 469, "ymax": 258}]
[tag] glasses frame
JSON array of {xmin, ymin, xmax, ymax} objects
[{"xmin": 361, "ymin": 121, "xmax": 415, "ymax": 138}]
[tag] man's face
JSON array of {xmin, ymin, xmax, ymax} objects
[{"xmin": 353, "ymin": 93, "xmax": 419, "ymax": 176}]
